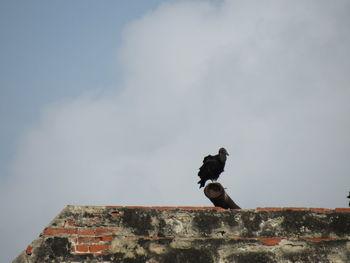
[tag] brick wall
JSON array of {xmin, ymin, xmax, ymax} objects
[{"xmin": 13, "ymin": 206, "xmax": 350, "ymax": 262}]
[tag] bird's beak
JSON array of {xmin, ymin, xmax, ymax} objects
[{"xmin": 226, "ymin": 152, "xmax": 229, "ymax": 156}]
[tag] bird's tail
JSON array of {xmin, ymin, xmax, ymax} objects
[{"xmin": 197, "ymin": 180, "xmax": 205, "ymax": 188}]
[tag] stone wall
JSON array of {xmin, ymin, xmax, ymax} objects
[{"xmin": 13, "ymin": 206, "xmax": 350, "ymax": 263}]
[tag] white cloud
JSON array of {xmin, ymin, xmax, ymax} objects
[{"xmin": 3, "ymin": 0, "xmax": 350, "ymax": 261}]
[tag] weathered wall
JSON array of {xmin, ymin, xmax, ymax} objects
[{"xmin": 13, "ymin": 206, "xmax": 350, "ymax": 263}]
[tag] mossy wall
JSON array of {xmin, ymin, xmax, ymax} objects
[{"xmin": 13, "ymin": 206, "xmax": 350, "ymax": 263}]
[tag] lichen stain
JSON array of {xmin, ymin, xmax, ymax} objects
[
  {"xmin": 110, "ymin": 237, "xmax": 145, "ymax": 258},
  {"xmin": 149, "ymin": 243, "xmax": 167, "ymax": 254}
]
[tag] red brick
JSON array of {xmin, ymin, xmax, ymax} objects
[
  {"xmin": 101, "ymin": 235, "xmax": 113, "ymax": 241},
  {"xmin": 110, "ymin": 212, "xmax": 121, "ymax": 216},
  {"xmin": 107, "ymin": 206, "xmax": 229, "ymax": 211},
  {"xmin": 283, "ymin": 207, "xmax": 308, "ymax": 210},
  {"xmin": 335, "ymin": 208, "xmax": 350, "ymax": 213},
  {"xmin": 125, "ymin": 206, "xmax": 150, "ymax": 209},
  {"xmin": 43, "ymin": 228, "xmax": 77, "ymax": 236},
  {"xmin": 65, "ymin": 219, "xmax": 75, "ymax": 227},
  {"xmin": 78, "ymin": 237, "xmax": 101, "ymax": 243},
  {"xmin": 260, "ymin": 238, "xmax": 282, "ymax": 246},
  {"xmin": 121, "ymin": 206, "xmax": 227, "ymax": 211},
  {"xmin": 95, "ymin": 228, "xmax": 118, "ymax": 236},
  {"xmin": 75, "ymin": 244, "xmax": 89, "ymax": 253},
  {"xmin": 26, "ymin": 245, "xmax": 33, "ymax": 255},
  {"xmin": 89, "ymin": 244, "xmax": 109, "ymax": 252},
  {"xmin": 149, "ymin": 206, "xmax": 174, "ymax": 210},
  {"xmin": 310, "ymin": 208, "xmax": 333, "ymax": 213},
  {"xmin": 256, "ymin": 207, "xmax": 283, "ymax": 211},
  {"xmin": 78, "ymin": 228, "xmax": 95, "ymax": 235},
  {"xmin": 126, "ymin": 206, "xmax": 174, "ymax": 210},
  {"xmin": 304, "ymin": 238, "xmax": 336, "ymax": 242},
  {"xmin": 178, "ymin": 206, "xmax": 226, "ymax": 211}
]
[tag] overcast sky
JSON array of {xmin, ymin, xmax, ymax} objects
[{"xmin": 1, "ymin": 0, "xmax": 350, "ymax": 262}]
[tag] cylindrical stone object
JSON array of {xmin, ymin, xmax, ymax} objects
[{"xmin": 204, "ymin": 182, "xmax": 241, "ymax": 209}]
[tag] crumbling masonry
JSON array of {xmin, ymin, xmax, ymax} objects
[{"xmin": 13, "ymin": 206, "xmax": 350, "ymax": 262}]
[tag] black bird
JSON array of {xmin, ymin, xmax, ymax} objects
[{"xmin": 197, "ymin": 147, "xmax": 229, "ymax": 188}]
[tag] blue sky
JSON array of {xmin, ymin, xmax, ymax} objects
[
  {"xmin": 1, "ymin": 0, "xmax": 170, "ymax": 261},
  {"xmin": 1, "ymin": 1, "xmax": 350, "ymax": 262},
  {"xmin": 0, "ymin": 0, "xmax": 167, "ymax": 177}
]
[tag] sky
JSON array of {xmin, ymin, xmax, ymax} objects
[{"xmin": 1, "ymin": 0, "xmax": 350, "ymax": 261}]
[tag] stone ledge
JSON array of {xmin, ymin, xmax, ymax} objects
[{"xmin": 13, "ymin": 206, "xmax": 350, "ymax": 263}]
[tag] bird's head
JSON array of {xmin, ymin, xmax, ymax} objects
[{"xmin": 219, "ymin": 147, "xmax": 229, "ymax": 156}]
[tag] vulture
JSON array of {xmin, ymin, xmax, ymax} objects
[{"xmin": 197, "ymin": 147, "xmax": 229, "ymax": 188}]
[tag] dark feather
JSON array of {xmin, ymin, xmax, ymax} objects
[{"xmin": 197, "ymin": 148, "xmax": 229, "ymax": 188}]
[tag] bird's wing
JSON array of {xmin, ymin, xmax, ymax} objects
[
  {"xmin": 203, "ymin": 155, "xmax": 215, "ymax": 163},
  {"xmin": 199, "ymin": 156, "xmax": 219, "ymax": 173}
]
